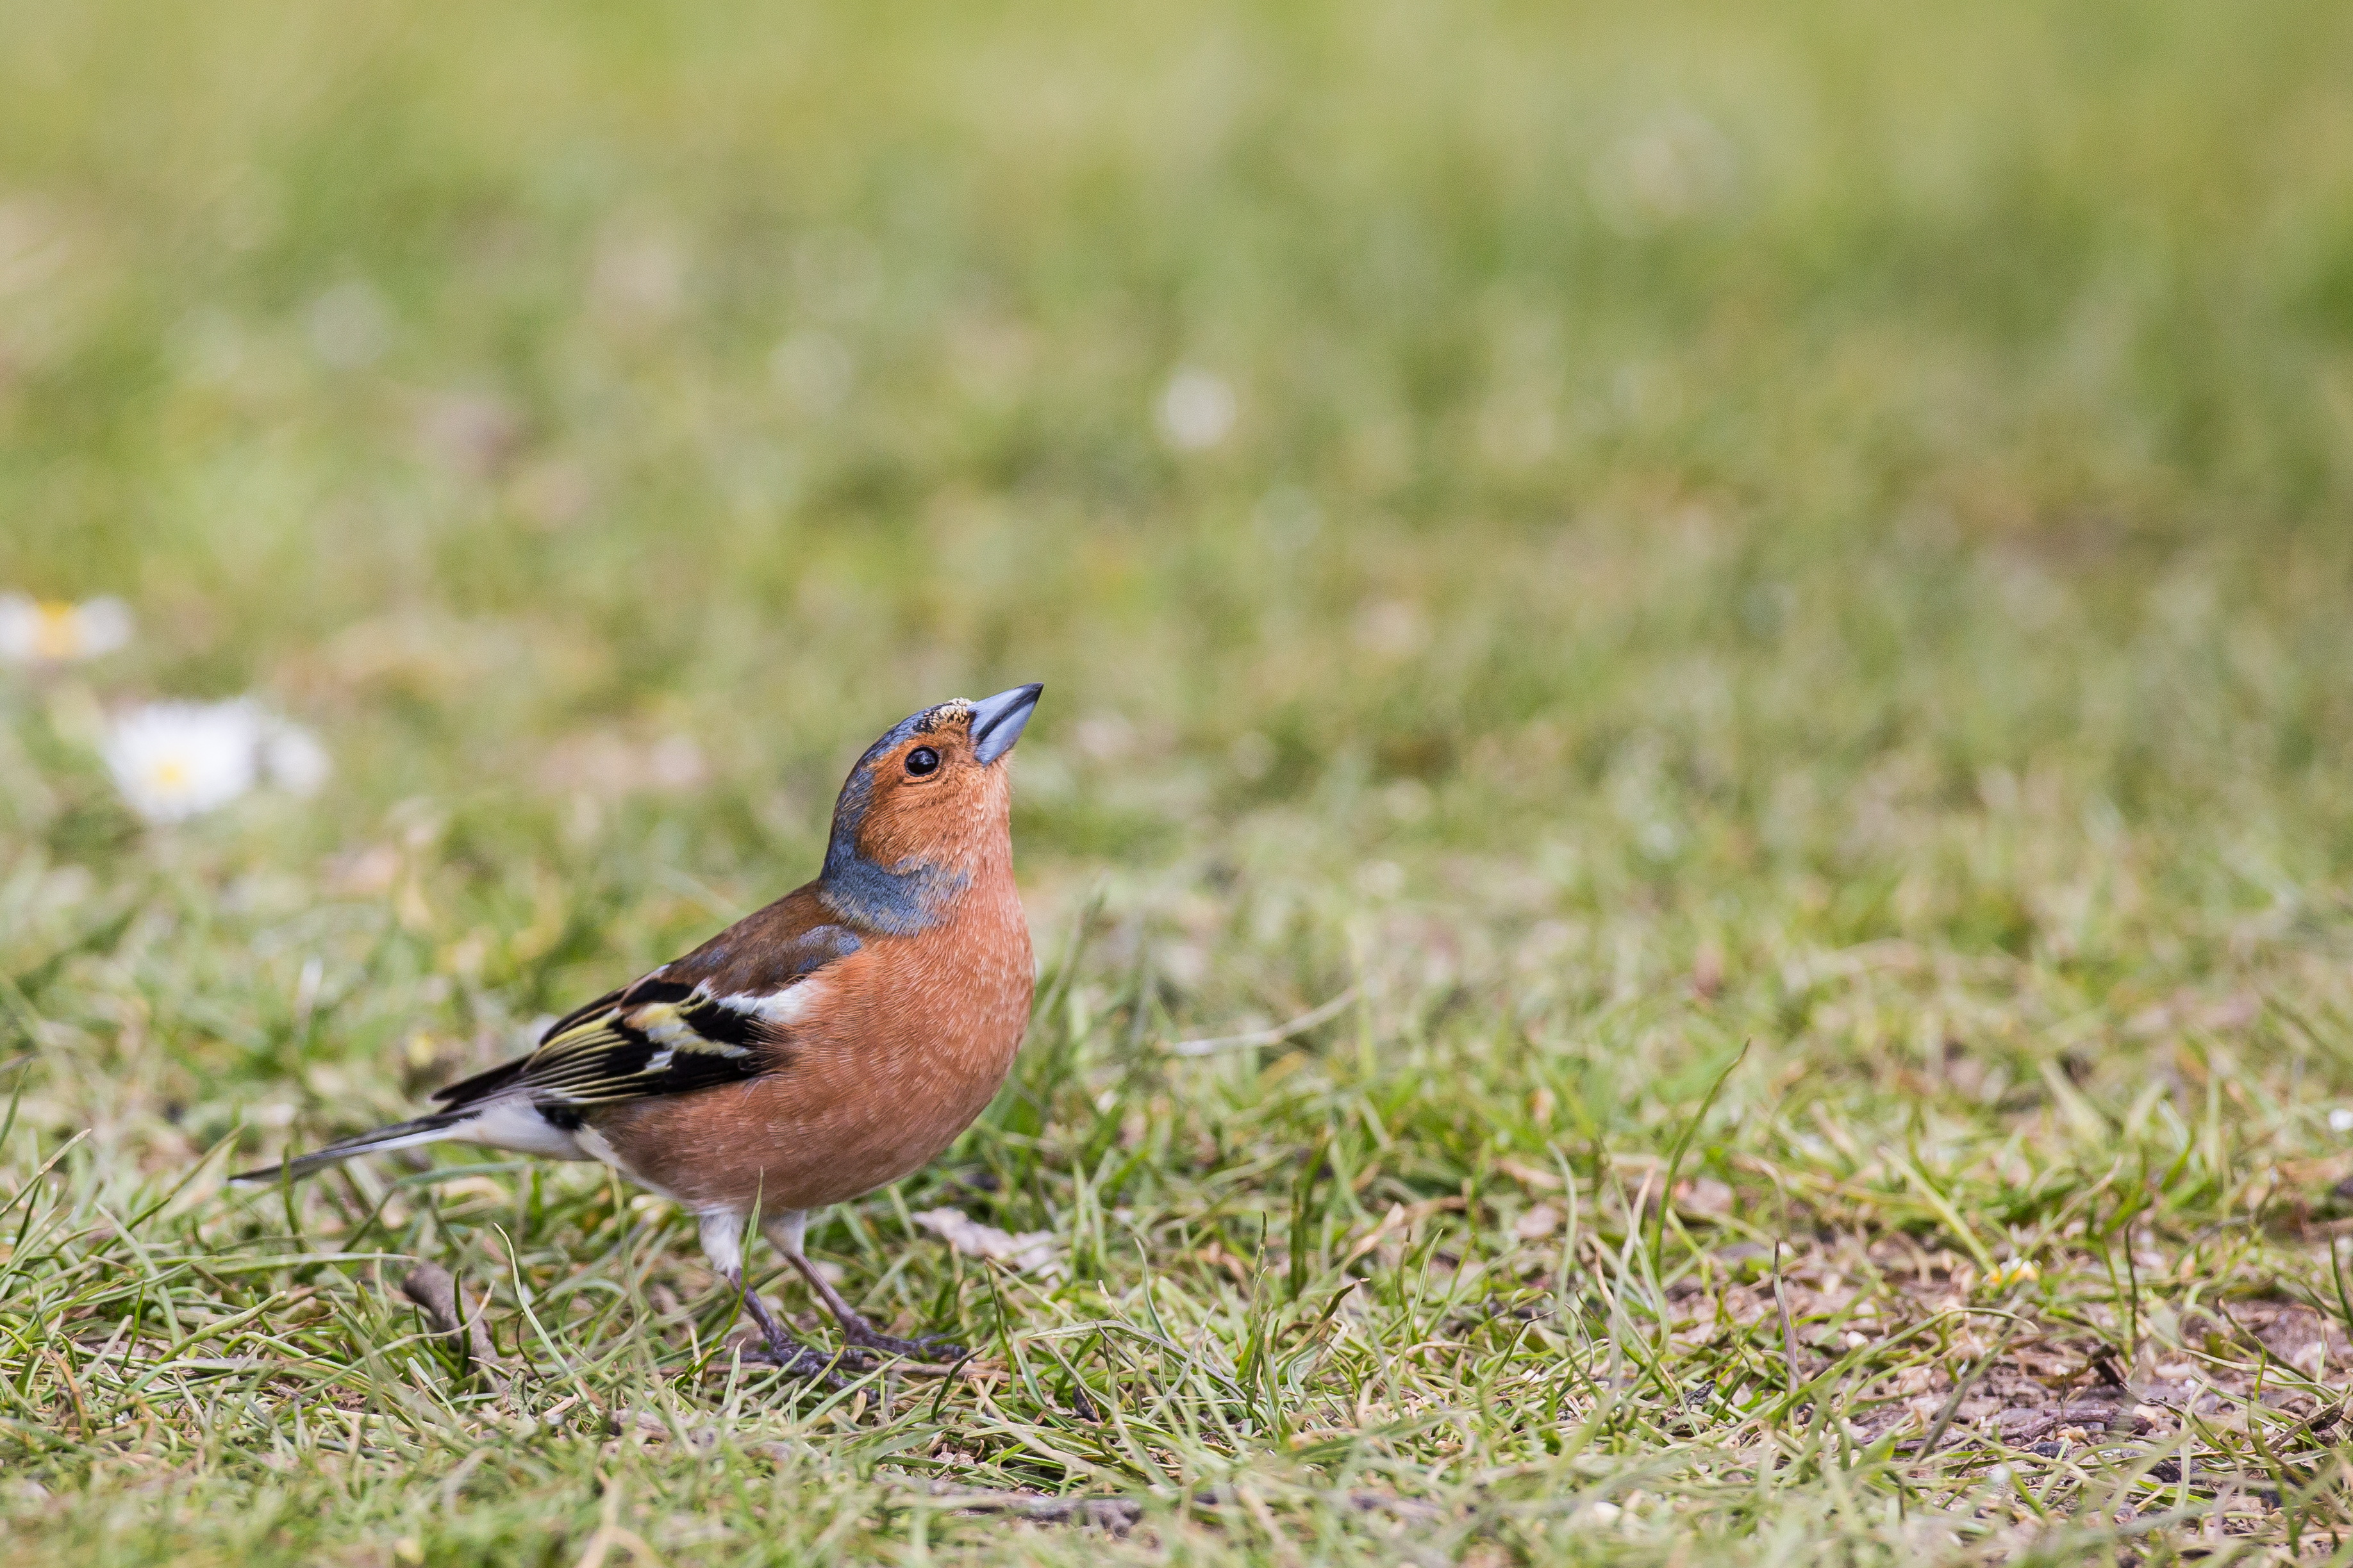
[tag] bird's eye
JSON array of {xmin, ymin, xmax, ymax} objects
[{"xmin": 904, "ymin": 747, "xmax": 940, "ymax": 777}]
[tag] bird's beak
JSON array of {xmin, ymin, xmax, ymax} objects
[{"xmin": 969, "ymin": 682, "xmax": 1043, "ymax": 766}]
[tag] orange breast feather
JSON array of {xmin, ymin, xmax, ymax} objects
[{"xmin": 599, "ymin": 873, "xmax": 1033, "ymax": 1211}]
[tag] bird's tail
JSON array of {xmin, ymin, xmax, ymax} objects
[{"xmin": 230, "ymin": 1111, "xmax": 472, "ymax": 1186}]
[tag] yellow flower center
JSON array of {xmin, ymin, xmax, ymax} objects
[{"xmin": 32, "ymin": 601, "xmax": 80, "ymax": 660}]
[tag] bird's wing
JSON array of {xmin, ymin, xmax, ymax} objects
[{"xmin": 430, "ymin": 889, "xmax": 863, "ymax": 1117}]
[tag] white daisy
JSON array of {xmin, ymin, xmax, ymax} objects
[
  {"xmin": 103, "ymin": 701, "xmax": 265, "ymax": 823},
  {"xmin": 0, "ymin": 593, "xmax": 133, "ymax": 664},
  {"xmin": 99, "ymin": 701, "xmax": 331, "ymax": 823}
]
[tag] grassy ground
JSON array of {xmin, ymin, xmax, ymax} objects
[{"xmin": 8, "ymin": 0, "xmax": 2353, "ymax": 1561}]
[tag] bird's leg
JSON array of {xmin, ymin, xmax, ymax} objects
[
  {"xmin": 765, "ymin": 1210, "xmax": 967, "ymax": 1365},
  {"xmin": 699, "ymin": 1210, "xmax": 843, "ymax": 1385},
  {"xmin": 786, "ymin": 1250, "xmax": 966, "ymax": 1362}
]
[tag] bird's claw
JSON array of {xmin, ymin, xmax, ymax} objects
[
  {"xmin": 842, "ymin": 1326, "xmax": 967, "ymax": 1364},
  {"xmin": 735, "ymin": 1342, "xmax": 851, "ymax": 1387}
]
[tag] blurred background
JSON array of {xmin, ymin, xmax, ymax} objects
[
  {"xmin": 4, "ymin": 0, "xmax": 2353, "ymax": 1146},
  {"xmin": 13, "ymin": 8, "xmax": 2353, "ymax": 1560}
]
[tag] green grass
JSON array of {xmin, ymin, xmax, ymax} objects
[{"xmin": 9, "ymin": 0, "xmax": 2353, "ymax": 1561}]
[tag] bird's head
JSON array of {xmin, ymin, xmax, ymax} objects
[{"xmin": 818, "ymin": 684, "xmax": 1042, "ymax": 933}]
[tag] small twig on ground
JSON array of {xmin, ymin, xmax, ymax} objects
[
  {"xmin": 400, "ymin": 1262, "xmax": 511, "ymax": 1396},
  {"xmin": 912, "ymin": 1489, "xmax": 1143, "ymax": 1532},
  {"xmin": 1166, "ymin": 989, "xmax": 1358, "ymax": 1057}
]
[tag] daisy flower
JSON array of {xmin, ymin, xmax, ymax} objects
[
  {"xmin": 101, "ymin": 700, "xmax": 331, "ymax": 823},
  {"xmin": 103, "ymin": 701, "xmax": 263, "ymax": 823},
  {"xmin": 0, "ymin": 593, "xmax": 133, "ymax": 664}
]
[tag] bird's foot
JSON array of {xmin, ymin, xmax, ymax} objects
[
  {"xmin": 735, "ymin": 1340, "xmax": 851, "ymax": 1387},
  {"xmin": 733, "ymin": 1285, "xmax": 851, "ymax": 1387},
  {"xmin": 837, "ymin": 1318, "xmax": 967, "ymax": 1365}
]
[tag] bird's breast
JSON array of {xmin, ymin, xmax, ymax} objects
[{"xmin": 599, "ymin": 879, "xmax": 1034, "ymax": 1211}]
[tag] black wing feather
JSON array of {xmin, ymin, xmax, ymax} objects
[{"xmin": 429, "ymin": 923, "xmax": 861, "ymax": 1117}]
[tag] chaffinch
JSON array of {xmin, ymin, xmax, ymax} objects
[{"xmin": 235, "ymin": 684, "xmax": 1044, "ymax": 1380}]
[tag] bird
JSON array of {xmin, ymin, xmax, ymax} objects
[{"xmin": 233, "ymin": 684, "xmax": 1044, "ymax": 1381}]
